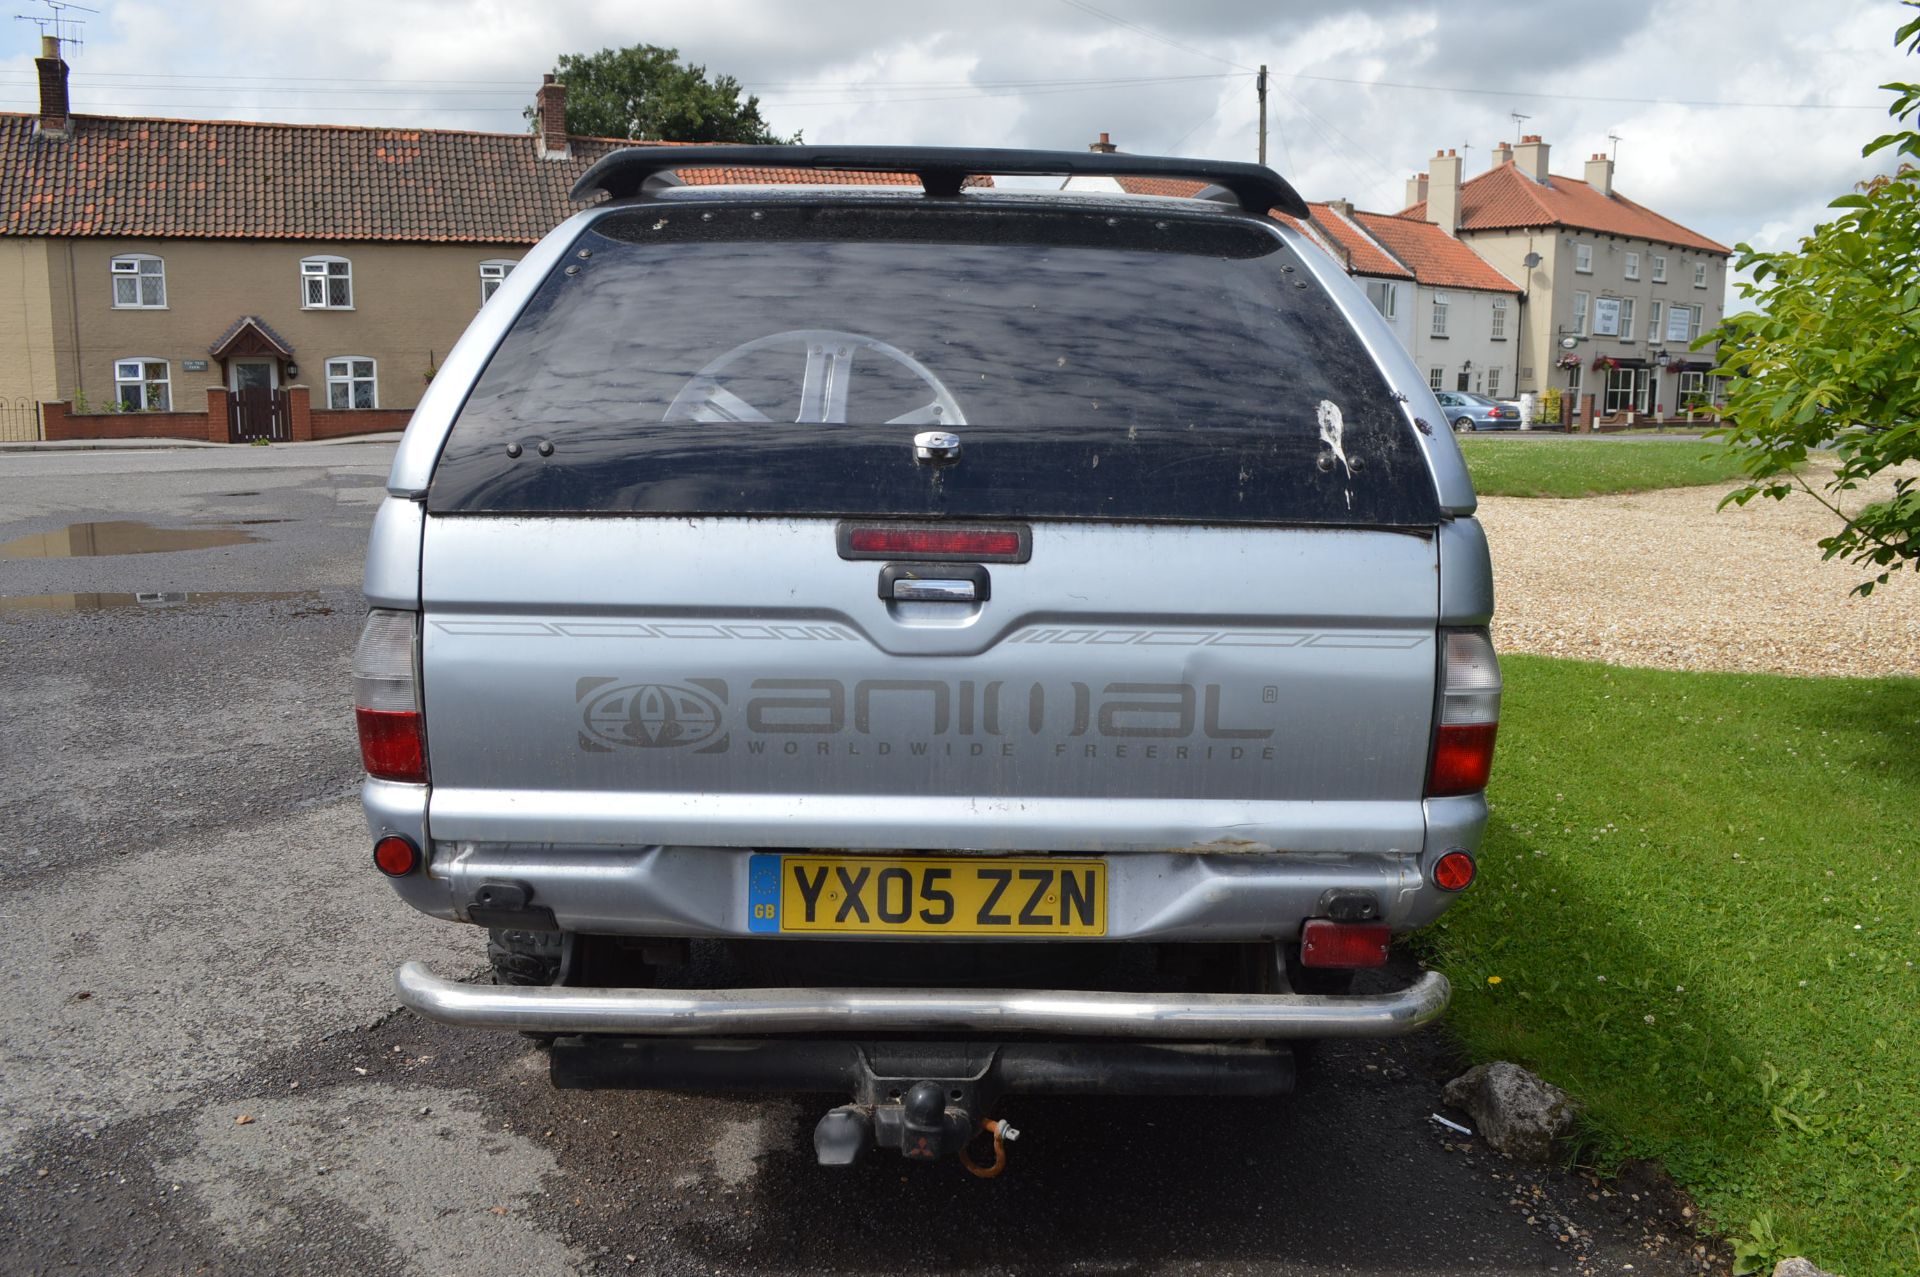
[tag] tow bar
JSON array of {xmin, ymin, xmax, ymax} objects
[{"xmin": 550, "ymin": 1037, "xmax": 1293, "ymax": 1167}]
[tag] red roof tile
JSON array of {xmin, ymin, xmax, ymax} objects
[
  {"xmin": 1303, "ymin": 203, "xmax": 1411, "ymax": 280},
  {"xmin": 0, "ymin": 115, "xmax": 946, "ymax": 243},
  {"xmin": 1400, "ymin": 162, "xmax": 1728, "ymax": 255},
  {"xmin": 1351, "ymin": 211, "xmax": 1518, "ymax": 293}
]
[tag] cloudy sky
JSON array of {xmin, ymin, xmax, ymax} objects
[{"xmin": 4, "ymin": 0, "xmax": 1914, "ymax": 271}]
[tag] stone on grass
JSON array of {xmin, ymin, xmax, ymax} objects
[
  {"xmin": 1442, "ymin": 1061, "xmax": 1576, "ymax": 1162},
  {"xmin": 1772, "ymin": 1261, "xmax": 1838, "ymax": 1277}
]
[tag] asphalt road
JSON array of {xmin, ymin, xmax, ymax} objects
[{"xmin": 0, "ymin": 442, "xmax": 1723, "ymax": 1276}]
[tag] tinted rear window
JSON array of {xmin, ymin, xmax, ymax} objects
[{"xmin": 429, "ymin": 202, "xmax": 1439, "ymax": 525}]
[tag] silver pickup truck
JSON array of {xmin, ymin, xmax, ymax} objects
[{"xmin": 360, "ymin": 147, "xmax": 1499, "ymax": 1169}]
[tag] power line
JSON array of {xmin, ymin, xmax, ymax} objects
[
  {"xmin": 1053, "ymin": 0, "xmax": 1254, "ymax": 72},
  {"xmin": 1275, "ymin": 67, "xmax": 1881, "ymax": 112}
]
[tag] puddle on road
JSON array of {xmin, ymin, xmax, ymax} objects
[
  {"xmin": 0, "ymin": 590, "xmax": 322, "ymax": 615},
  {"xmin": 0, "ymin": 520, "xmax": 261, "ymax": 559}
]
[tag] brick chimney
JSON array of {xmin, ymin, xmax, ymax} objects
[
  {"xmin": 1584, "ymin": 151, "xmax": 1614, "ymax": 198},
  {"xmin": 1490, "ymin": 140, "xmax": 1513, "ymax": 170},
  {"xmin": 35, "ymin": 35, "xmax": 71, "ymax": 139},
  {"xmin": 535, "ymin": 74, "xmax": 569, "ymax": 160},
  {"xmin": 1514, "ymin": 134, "xmax": 1550, "ymax": 184},
  {"xmin": 1426, "ymin": 148, "xmax": 1462, "ymax": 235},
  {"xmin": 1089, "ymin": 131, "xmax": 1117, "ymax": 153},
  {"xmin": 1404, "ymin": 172, "xmax": 1428, "ymax": 208}
]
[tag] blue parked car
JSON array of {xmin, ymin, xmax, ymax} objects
[{"xmin": 1437, "ymin": 391, "xmax": 1519, "ymax": 431}]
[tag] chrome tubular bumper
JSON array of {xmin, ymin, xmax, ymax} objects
[{"xmin": 394, "ymin": 963, "xmax": 1450, "ymax": 1040}]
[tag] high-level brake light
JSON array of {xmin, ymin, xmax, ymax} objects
[
  {"xmin": 1427, "ymin": 629, "xmax": 1500, "ymax": 797},
  {"xmin": 354, "ymin": 609, "xmax": 428, "ymax": 785},
  {"xmin": 838, "ymin": 523, "xmax": 1031, "ymax": 562}
]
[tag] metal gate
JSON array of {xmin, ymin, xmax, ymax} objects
[
  {"xmin": 229, "ymin": 387, "xmax": 290, "ymax": 443},
  {"xmin": 0, "ymin": 397, "xmax": 42, "ymax": 443}
]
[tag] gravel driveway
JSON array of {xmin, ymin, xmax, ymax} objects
[{"xmin": 1480, "ymin": 470, "xmax": 1920, "ymax": 679}]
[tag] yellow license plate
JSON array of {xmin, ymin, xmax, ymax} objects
[{"xmin": 749, "ymin": 854, "xmax": 1107, "ymax": 936}]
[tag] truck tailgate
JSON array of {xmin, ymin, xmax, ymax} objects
[{"xmin": 420, "ymin": 517, "xmax": 1436, "ymax": 854}]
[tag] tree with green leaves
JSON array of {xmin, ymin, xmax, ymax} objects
[
  {"xmin": 528, "ymin": 44, "xmax": 797, "ymax": 144},
  {"xmin": 1707, "ymin": 4, "xmax": 1920, "ymax": 595}
]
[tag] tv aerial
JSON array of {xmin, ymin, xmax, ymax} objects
[{"xmin": 12, "ymin": 0, "xmax": 97, "ymax": 50}]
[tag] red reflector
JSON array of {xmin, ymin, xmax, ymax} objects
[
  {"xmin": 373, "ymin": 835, "xmax": 419, "ymax": 878},
  {"xmin": 357, "ymin": 707, "xmax": 428, "ymax": 784},
  {"xmin": 1432, "ymin": 850, "xmax": 1477, "ymax": 892},
  {"xmin": 1299, "ymin": 920, "xmax": 1391, "ymax": 969},
  {"xmin": 845, "ymin": 527, "xmax": 1024, "ymax": 560},
  {"xmin": 1428, "ymin": 722, "xmax": 1498, "ymax": 797}
]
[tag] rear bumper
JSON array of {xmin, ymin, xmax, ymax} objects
[{"xmin": 393, "ymin": 961, "xmax": 1450, "ymax": 1039}]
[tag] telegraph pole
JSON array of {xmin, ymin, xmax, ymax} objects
[{"xmin": 1257, "ymin": 65, "xmax": 1268, "ymax": 165}]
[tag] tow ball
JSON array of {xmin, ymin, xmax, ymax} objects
[{"xmin": 814, "ymin": 1081, "xmax": 1019, "ymax": 1173}]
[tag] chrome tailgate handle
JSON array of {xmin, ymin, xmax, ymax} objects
[
  {"xmin": 892, "ymin": 577, "xmax": 977, "ymax": 602},
  {"xmin": 878, "ymin": 562, "xmax": 990, "ymax": 603}
]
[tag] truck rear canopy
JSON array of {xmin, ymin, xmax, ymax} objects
[{"xmin": 428, "ymin": 201, "xmax": 1440, "ymax": 527}]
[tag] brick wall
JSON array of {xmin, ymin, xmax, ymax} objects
[
  {"xmin": 41, "ymin": 398, "xmax": 211, "ymax": 442},
  {"xmin": 311, "ymin": 407, "xmax": 410, "ymax": 439}
]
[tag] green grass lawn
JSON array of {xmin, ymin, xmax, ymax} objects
[
  {"xmin": 1460, "ymin": 435, "xmax": 1753, "ymax": 498},
  {"xmin": 1425, "ymin": 656, "xmax": 1920, "ymax": 1277}
]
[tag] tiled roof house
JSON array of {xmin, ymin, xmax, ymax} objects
[
  {"xmin": 0, "ymin": 42, "xmax": 924, "ymax": 443},
  {"xmin": 1401, "ymin": 137, "xmax": 1730, "ymax": 413}
]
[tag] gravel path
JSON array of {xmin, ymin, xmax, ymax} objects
[{"xmin": 1480, "ymin": 469, "xmax": 1920, "ymax": 679}]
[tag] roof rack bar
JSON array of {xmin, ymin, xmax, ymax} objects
[{"xmin": 569, "ymin": 145, "xmax": 1309, "ymax": 219}]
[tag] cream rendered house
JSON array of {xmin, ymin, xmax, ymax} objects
[{"xmin": 1402, "ymin": 138, "xmax": 1730, "ymax": 419}]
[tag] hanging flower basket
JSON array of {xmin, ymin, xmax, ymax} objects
[
  {"xmin": 1590, "ymin": 354, "xmax": 1620, "ymax": 371},
  {"xmin": 1555, "ymin": 353, "xmax": 1582, "ymax": 370}
]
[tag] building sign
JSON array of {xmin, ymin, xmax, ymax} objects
[
  {"xmin": 1666, "ymin": 306, "xmax": 1692, "ymax": 343},
  {"xmin": 1591, "ymin": 297, "xmax": 1621, "ymax": 337},
  {"xmin": 182, "ymin": 359, "xmax": 209, "ymax": 372}
]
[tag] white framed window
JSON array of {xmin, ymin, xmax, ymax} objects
[
  {"xmin": 1650, "ymin": 300, "xmax": 1663, "ymax": 337},
  {"xmin": 1490, "ymin": 299, "xmax": 1508, "ymax": 339},
  {"xmin": 479, "ymin": 258, "xmax": 518, "ymax": 305},
  {"xmin": 1679, "ymin": 370, "xmax": 1707, "ymax": 403},
  {"xmin": 1652, "ymin": 254, "xmax": 1668, "ymax": 282},
  {"xmin": 1666, "ymin": 304, "xmax": 1694, "ymax": 344},
  {"xmin": 1430, "ymin": 295, "xmax": 1450, "ymax": 337},
  {"xmin": 325, "ymin": 356, "xmax": 378, "ymax": 409},
  {"xmin": 301, "ymin": 256, "xmax": 353, "ymax": 309},
  {"xmin": 1486, "ymin": 367, "xmax": 1501, "ymax": 397},
  {"xmin": 1572, "ymin": 290, "xmax": 1590, "ymax": 337},
  {"xmin": 1619, "ymin": 297, "xmax": 1636, "ymax": 341},
  {"xmin": 110, "ymin": 254, "xmax": 167, "ymax": 308},
  {"xmin": 1693, "ymin": 261, "xmax": 1708, "ymax": 289},
  {"xmin": 1623, "ymin": 251, "xmax": 1640, "ymax": 281},
  {"xmin": 113, "ymin": 358, "xmax": 170, "ymax": 411},
  {"xmin": 1428, "ymin": 367, "xmax": 1444, "ymax": 391},
  {"xmin": 1567, "ymin": 364, "xmax": 1583, "ymax": 399},
  {"xmin": 1574, "ymin": 242, "xmax": 1593, "ymax": 274}
]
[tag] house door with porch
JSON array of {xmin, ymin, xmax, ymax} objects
[{"xmin": 228, "ymin": 359, "xmax": 287, "ymax": 442}]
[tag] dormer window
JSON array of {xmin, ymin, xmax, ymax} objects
[
  {"xmin": 110, "ymin": 255, "xmax": 166, "ymax": 308},
  {"xmin": 300, "ymin": 256, "xmax": 353, "ymax": 309}
]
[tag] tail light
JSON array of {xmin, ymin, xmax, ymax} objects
[
  {"xmin": 1299, "ymin": 919, "xmax": 1391, "ymax": 968},
  {"xmin": 1427, "ymin": 628, "xmax": 1500, "ymax": 797},
  {"xmin": 354, "ymin": 609, "xmax": 428, "ymax": 784}
]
